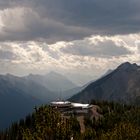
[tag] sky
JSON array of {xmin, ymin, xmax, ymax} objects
[{"xmin": 0, "ymin": 0, "xmax": 140, "ymax": 85}]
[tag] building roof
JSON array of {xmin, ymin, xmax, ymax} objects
[
  {"xmin": 71, "ymin": 103, "xmax": 90, "ymax": 108},
  {"xmin": 51, "ymin": 101, "xmax": 71, "ymax": 105},
  {"xmin": 51, "ymin": 101, "xmax": 91, "ymax": 109}
]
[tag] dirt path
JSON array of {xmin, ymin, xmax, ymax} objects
[
  {"xmin": 77, "ymin": 116, "xmax": 85, "ymax": 133},
  {"xmin": 62, "ymin": 105, "xmax": 102, "ymax": 133}
]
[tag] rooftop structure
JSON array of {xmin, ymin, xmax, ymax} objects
[
  {"xmin": 51, "ymin": 101, "xmax": 71, "ymax": 106},
  {"xmin": 71, "ymin": 103, "xmax": 91, "ymax": 109},
  {"xmin": 50, "ymin": 101, "xmax": 93, "ymax": 115}
]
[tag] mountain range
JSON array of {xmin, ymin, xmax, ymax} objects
[
  {"xmin": 1, "ymin": 62, "xmax": 140, "ymax": 129},
  {"xmin": 0, "ymin": 72, "xmax": 78, "ymax": 129},
  {"xmin": 70, "ymin": 62, "xmax": 140, "ymax": 104},
  {"xmin": 25, "ymin": 71, "xmax": 78, "ymax": 99}
]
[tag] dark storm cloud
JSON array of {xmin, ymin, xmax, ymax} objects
[
  {"xmin": 0, "ymin": 0, "xmax": 140, "ymax": 42},
  {"xmin": 36, "ymin": 0, "xmax": 140, "ymax": 34},
  {"xmin": 0, "ymin": 0, "xmax": 32, "ymax": 9}
]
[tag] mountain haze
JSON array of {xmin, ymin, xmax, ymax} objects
[
  {"xmin": 26, "ymin": 71, "xmax": 77, "ymax": 98},
  {"xmin": 0, "ymin": 74, "xmax": 56, "ymax": 129},
  {"xmin": 0, "ymin": 74, "xmax": 41, "ymax": 129},
  {"xmin": 0, "ymin": 72, "xmax": 77, "ymax": 129}
]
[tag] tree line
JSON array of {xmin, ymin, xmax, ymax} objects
[{"xmin": 0, "ymin": 101, "xmax": 140, "ymax": 140}]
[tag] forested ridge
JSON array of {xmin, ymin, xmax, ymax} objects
[{"xmin": 0, "ymin": 101, "xmax": 140, "ymax": 140}]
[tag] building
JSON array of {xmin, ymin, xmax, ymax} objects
[
  {"xmin": 50, "ymin": 101, "xmax": 93, "ymax": 115},
  {"xmin": 50, "ymin": 101, "xmax": 71, "ymax": 112}
]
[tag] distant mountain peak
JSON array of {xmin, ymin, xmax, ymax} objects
[
  {"xmin": 6, "ymin": 73, "xmax": 14, "ymax": 77},
  {"xmin": 5, "ymin": 73, "xmax": 20, "ymax": 80},
  {"xmin": 117, "ymin": 62, "xmax": 138, "ymax": 70},
  {"xmin": 47, "ymin": 71, "xmax": 65, "ymax": 77},
  {"xmin": 118, "ymin": 62, "xmax": 131, "ymax": 68}
]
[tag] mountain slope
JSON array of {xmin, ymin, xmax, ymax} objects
[
  {"xmin": 3, "ymin": 74, "xmax": 55, "ymax": 102},
  {"xmin": 45, "ymin": 71, "xmax": 77, "ymax": 91},
  {"xmin": 70, "ymin": 62, "xmax": 140, "ymax": 104},
  {"xmin": 0, "ymin": 72, "xmax": 77, "ymax": 129},
  {"xmin": 0, "ymin": 74, "xmax": 55, "ymax": 129},
  {"xmin": 26, "ymin": 71, "xmax": 77, "ymax": 98}
]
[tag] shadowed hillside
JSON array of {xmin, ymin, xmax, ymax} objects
[{"xmin": 70, "ymin": 62, "xmax": 140, "ymax": 104}]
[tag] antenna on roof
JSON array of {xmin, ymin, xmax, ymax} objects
[{"xmin": 58, "ymin": 88, "xmax": 62, "ymax": 101}]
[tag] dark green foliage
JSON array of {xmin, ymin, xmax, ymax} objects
[
  {"xmin": 79, "ymin": 100, "xmax": 140, "ymax": 139},
  {"xmin": 82, "ymin": 128, "xmax": 96, "ymax": 140},
  {"xmin": 0, "ymin": 101, "xmax": 140, "ymax": 140},
  {"xmin": 100, "ymin": 123, "xmax": 140, "ymax": 140},
  {"xmin": 0, "ymin": 106, "xmax": 80, "ymax": 140}
]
